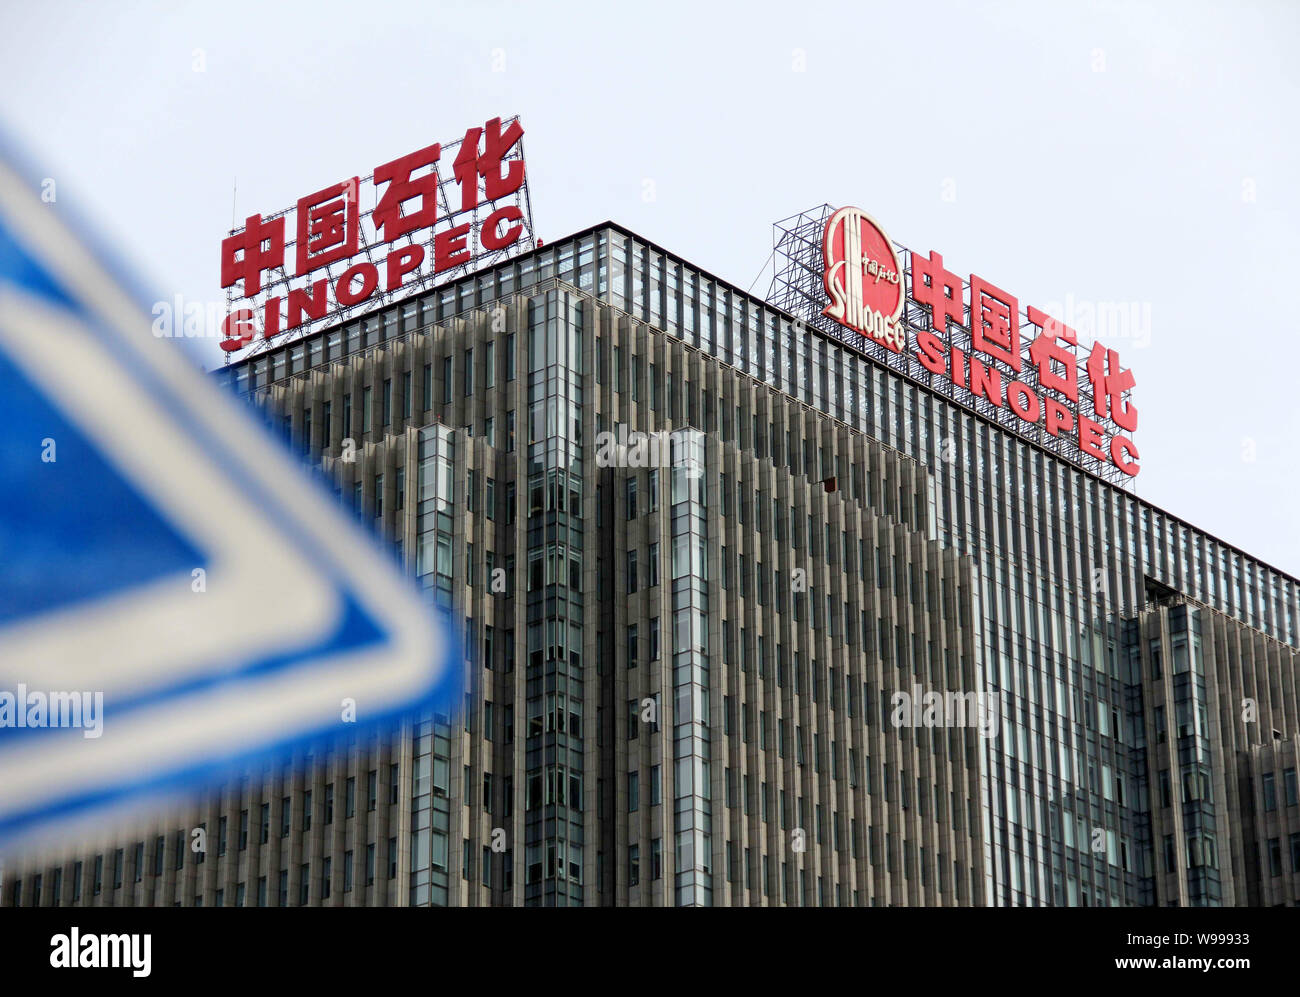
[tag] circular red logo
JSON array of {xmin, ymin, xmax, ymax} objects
[{"xmin": 822, "ymin": 206, "xmax": 904, "ymax": 350}]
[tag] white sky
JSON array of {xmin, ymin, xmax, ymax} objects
[{"xmin": 2, "ymin": 0, "xmax": 1297, "ymax": 577}]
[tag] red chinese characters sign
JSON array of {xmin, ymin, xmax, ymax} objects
[
  {"xmin": 821, "ymin": 206, "xmax": 1141, "ymax": 479},
  {"xmin": 220, "ymin": 116, "xmax": 532, "ymax": 353}
]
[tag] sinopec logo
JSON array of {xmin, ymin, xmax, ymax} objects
[{"xmin": 821, "ymin": 206, "xmax": 905, "ymax": 352}]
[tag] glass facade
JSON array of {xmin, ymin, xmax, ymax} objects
[
  {"xmin": 523, "ymin": 289, "xmax": 586, "ymax": 905},
  {"xmin": 212, "ymin": 222, "xmax": 1299, "ymax": 907},
  {"xmin": 669, "ymin": 430, "xmax": 711, "ymax": 905},
  {"xmin": 410, "ymin": 424, "xmax": 456, "ymax": 905}
]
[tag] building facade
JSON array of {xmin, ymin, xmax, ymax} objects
[{"xmin": 4, "ymin": 221, "xmax": 1298, "ymax": 906}]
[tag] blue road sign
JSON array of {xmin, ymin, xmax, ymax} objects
[{"xmin": 0, "ymin": 130, "xmax": 460, "ymax": 849}]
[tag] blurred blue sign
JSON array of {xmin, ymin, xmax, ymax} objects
[{"xmin": 0, "ymin": 131, "xmax": 458, "ymax": 848}]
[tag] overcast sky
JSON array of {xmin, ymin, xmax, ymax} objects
[{"xmin": 2, "ymin": 0, "xmax": 1297, "ymax": 577}]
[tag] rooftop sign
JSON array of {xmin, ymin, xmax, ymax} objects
[
  {"xmin": 219, "ymin": 115, "xmax": 533, "ymax": 356},
  {"xmin": 771, "ymin": 204, "xmax": 1141, "ymax": 482}
]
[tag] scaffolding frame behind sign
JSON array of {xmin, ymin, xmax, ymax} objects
[{"xmin": 767, "ymin": 204, "xmax": 1133, "ymax": 488}]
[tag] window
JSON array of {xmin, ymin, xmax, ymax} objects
[
  {"xmin": 627, "ymin": 550, "xmax": 638, "ymax": 593},
  {"xmin": 260, "ymin": 802, "xmax": 269, "ymax": 844},
  {"xmin": 626, "ymin": 478, "xmax": 637, "ymax": 519},
  {"xmin": 464, "ymin": 348, "xmax": 474, "ymax": 396},
  {"xmin": 1285, "ymin": 768, "xmax": 1298, "ymax": 808},
  {"xmin": 648, "ymin": 542, "xmax": 659, "ymax": 587},
  {"xmin": 280, "ymin": 796, "xmax": 291, "ymax": 837},
  {"xmin": 238, "ymin": 809, "xmax": 248, "ymax": 850},
  {"xmin": 382, "ymin": 377, "xmax": 392, "ymax": 425},
  {"xmin": 627, "ymin": 624, "xmax": 638, "ymax": 668},
  {"xmin": 344, "ymin": 850, "xmax": 354, "ymax": 893},
  {"xmin": 1263, "ymin": 772, "xmax": 1277, "ymax": 811},
  {"xmin": 628, "ymin": 771, "xmax": 640, "ymax": 812},
  {"xmin": 628, "ymin": 844, "xmax": 640, "ymax": 887},
  {"xmin": 346, "ymin": 775, "xmax": 356, "ymax": 818},
  {"xmin": 325, "ymin": 784, "xmax": 334, "ymax": 824},
  {"xmin": 367, "ymin": 770, "xmax": 377, "ymax": 812},
  {"xmin": 322, "ymin": 857, "xmax": 332, "ymax": 899}
]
